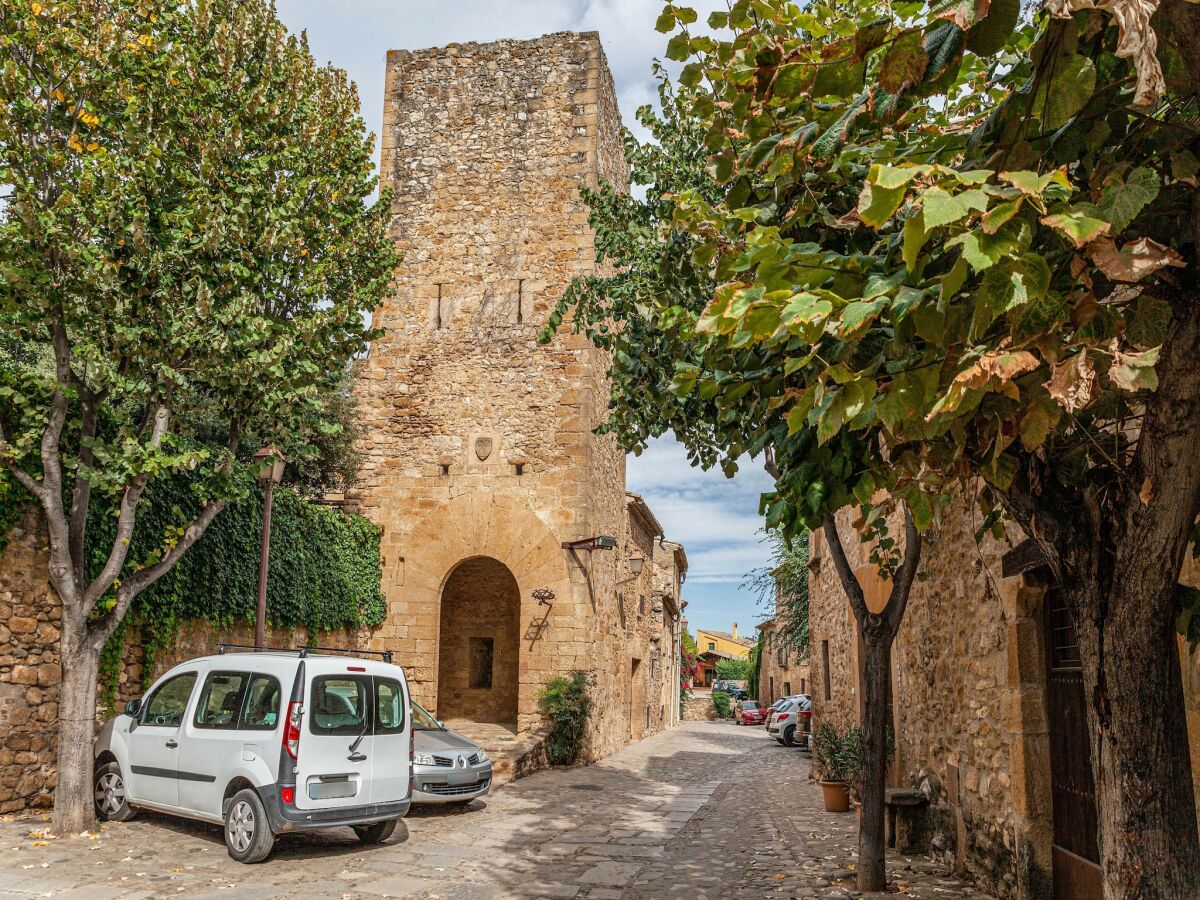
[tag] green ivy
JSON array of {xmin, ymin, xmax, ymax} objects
[{"xmin": 88, "ymin": 471, "xmax": 385, "ymax": 692}]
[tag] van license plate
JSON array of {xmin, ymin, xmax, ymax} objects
[{"xmin": 308, "ymin": 779, "xmax": 357, "ymax": 800}]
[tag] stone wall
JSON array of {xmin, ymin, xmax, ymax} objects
[
  {"xmin": 348, "ymin": 30, "xmax": 674, "ymax": 763},
  {"xmin": 757, "ymin": 617, "xmax": 811, "ymax": 706},
  {"xmin": 809, "ymin": 492, "xmax": 1200, "ymax": 898},
  {"xmin": 0, "ymin": 510, "xmax": 59, "ymax": 813}
]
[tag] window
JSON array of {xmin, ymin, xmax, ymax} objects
[
  {"xmin": 784, "ymin": 682, "xmax": 791, "ymax": 697},
  {"xmin": 311, "ymin": 676, "xmax": 368, "ymax": 735},
  {"xmin": 822, "ymin": 640, "xmax": 832, "ymax": 700},
  {"xmin": 707, "ymin": 642, "xmax": 715, "ymax": 652},
  {"xmin": 194, "ymin": 672, "xmax": 248, "ymax": 729},
  {"xmin": 194, "ymin": 672, "xmax": 282, "ymax": 731},
  {"xmin": 241, "ymin": 674, "xmax": 282, "ymax": 730},
  {"xmin": 375, "ymin": 678, "xmax": 406, "ymax": 735},
  {"xmin": 469, "ymin": 637, "xmax": 494, "ymax": 689},
  {"xmin": 141, "ymin": 672, "xmax": 197, "ymax": 728}
]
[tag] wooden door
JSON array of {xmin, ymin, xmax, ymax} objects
[
  {"xmin": 1044, "ymin": 589, "xmax": 1102, "ymax": 899},
  {"xmin": 630, "ymin": 658, "xmax": 644, "ymax": 741}
]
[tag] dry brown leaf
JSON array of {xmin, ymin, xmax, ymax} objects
[
  {"xmin": 1046, "ymin": 0, "xmax": 1165, "ymax": 108},
  {"xmin": 1047, "ymin": 353, "xmax": 1097, "ymax": 413},
  {"xmin": 1140, "ymin": 477, "xmax": 1154, "ymax": 505},
  {"xmin": 1089, "ymin": 236, "xmax": 1185, "ymax": 283}
]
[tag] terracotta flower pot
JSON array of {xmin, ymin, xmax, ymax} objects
[{"xmin": 820, "ymin": 780, "xmax": 850, "ymax": 812}]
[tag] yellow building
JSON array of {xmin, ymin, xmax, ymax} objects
[{"xmin": 693, "ymin": 623, "xmax": 754, "ymax": 687}]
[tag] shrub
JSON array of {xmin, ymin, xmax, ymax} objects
[
  {"xmin": 842, "ymin": 726, "xmax": 896, "ymax": 801},
  {"xmin": 811, "ymin": 723, "xmax": 851, "ymax": 782},
  {"xmin": 715, "ymin": 657, "xmax": 750, "ymax": 681},
  {"xmin": 537, "ymin": 670, "xmax": 592, "ymax": 765},
  {"xmin": 711, "ymin": 690, "xmax": 734, "ymax": 719}
]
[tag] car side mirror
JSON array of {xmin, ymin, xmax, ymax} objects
[{"xmin": 124, "ymin": 698, "xmax": 142, "ymax": 718}]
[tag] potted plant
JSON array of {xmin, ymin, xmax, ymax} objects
[
  {"xmin": 843, "ymin": 726, "xmax": 896, "ymax": 821},
  {"xmin": 810, "ymin": 723, "xmax": 851, "ymax": 812}
]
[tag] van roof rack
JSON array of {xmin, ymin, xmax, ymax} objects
[{"xmin": 216, "ymin": 643, "xmax": 394, "ymax": 664}]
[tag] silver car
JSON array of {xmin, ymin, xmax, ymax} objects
[{"xmin": 411, "ymin": 702, "xmax": 493, "ymax": 804}]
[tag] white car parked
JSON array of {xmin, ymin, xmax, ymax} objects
[{"xmin": 93, "ymin": 645, "xmax": 413, "ymax": 863}]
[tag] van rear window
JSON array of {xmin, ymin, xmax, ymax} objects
[
  {"xmin": 375, "ymin": 678, "xmax": 405, "ymax": 735},
  {"xmin": 311, "ymin": 676, "xmax": 369, "ymax": 735}
]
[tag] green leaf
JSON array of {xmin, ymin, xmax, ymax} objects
[
  {"xmin": 1040, "ymin": 211, "xmax": 1110, "ymax": 248},
  {"xmin": 1019, "ymin": 395, "xmax": 1062, "ymax": 451},
  {"xmin": 812, "ymin": 57, "xmax": 866, "ymax": 98},
  {"xmin": 878, "ymin": 368, "xmax": 936, "ymax": 431},
  {"xmin": 879, "ymin": 29, "xmax": 928, "ymax": 94},
  {"xmin": 965, "ymin": 0, "xmax": 1019, "ymax": 56},
  {"xmin": 922, "ymin": 21, "xmax": 966, "ymax": 89},
  {"xmin": 655, "ymin": 9, "xmax": 676, "ymax": 33},
  {"xmin": 1093, "ymin": 166, "xmax": 1160, "ymax": 234},
  {"xmin": 903, "ymin": 211, "xmax": 927, "ymax": 272},
  {"xmin": 665, "ymin": 32, "xmax": 692, "ymax": 61},
  {"xmin": 982, "ymin": 197, "xmax": 1022, "ymax": 233},
  {"xmin": 857, "ymin": 180, "xmax": 907, "ymax": 227},
  {"xmin": 871, "ymin": 163, "xmax": 931, "ymax": 189},
  {"xmin": 1031, "ymin": 54, "xmax": 1096, "ymax": 131},
  {"xmin": 921, "ymin": 186, "xmax": 985, "ymax": 228}
]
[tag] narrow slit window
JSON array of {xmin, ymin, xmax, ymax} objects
[
  {"xmin": 516, "ymin": 278, "xmax": 524, "ymax": 324},
  {"xmin": 822, "ymin": 640, "xmax": 832, "ymax": 700},
  {"xmin": 469, "ymin": 637, "xmax": 494, "ymax": 689}
]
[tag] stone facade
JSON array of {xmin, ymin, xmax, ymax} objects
[
  {"xmin": 756, "ymin": 616, "xmax": 810, "ymax": 706},
  {"xmin": 808, "ymin": 491, "xmax": 1200, "ymax": 899},
  {"xmin": 344, "ymin": 31, "xmax": 678, "ymax": 761}
]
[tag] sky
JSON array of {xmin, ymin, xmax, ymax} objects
[{"xmin": 274, "ymin": 0, "xmax": 775, "ymax": 637}]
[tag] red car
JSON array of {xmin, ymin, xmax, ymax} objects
[{"xmin": 735, "ymin": 700, "xmax": 768, "ymax": 725}]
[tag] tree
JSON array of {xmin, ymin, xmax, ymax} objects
[
  {"xmin": 744, "ymin": 529, "xmax": 811, "ymax": 659},
  {"xmin": 0, "ymin": 0, "xmax": 397, "ymax": 834},
  {"xmin": 715, "ymin": 656, "xmax": 750, "ymax": 680},
  {"xmin": 555, "ymin": 0, "xmax": 1200, "ymax": 893}
]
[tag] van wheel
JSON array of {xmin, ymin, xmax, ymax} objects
[
  {"xmin": 94, "ymin": 761, "xmax": 136, "ymax": 822},
  {"xmin": 224, "ymin": 789, "xmax": 274, "ymax": 863},
  {"xmin": 353, "ymin": 819, "xmax": 398, "ymax": 844}
]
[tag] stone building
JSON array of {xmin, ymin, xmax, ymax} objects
[
  {"xmin": 344, "ymin": 30, "xmax": 682, "ymax": 760},
  {"xmin": 756, "ymin": 616, "xmax": 810, "ymax": 706},
  {"xmin": 808, "ymin": 492, "xmax": 1200, "ymax": 899},
  {"xmin": 0, "ymin": 31, "xmax": 689, "ymax": 812},
  {"xmin": 693, "ymin": 623, "xmax": 753, "ymax": 687}
]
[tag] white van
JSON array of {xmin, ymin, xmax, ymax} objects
[{"xmin": 93, "ymin": 645, "xmax": 412, "ymax": 862}]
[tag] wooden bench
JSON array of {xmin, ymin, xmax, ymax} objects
[{"xmin": 885, "ymin": 788, "xmax": 930, "ymax": 854}]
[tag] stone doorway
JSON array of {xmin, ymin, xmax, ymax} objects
[{"xmin": 437, "ymin": 556, "xmax": 520, "ymax": 725}]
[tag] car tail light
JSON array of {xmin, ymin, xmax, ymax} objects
[
  {"xmin": 802, "ymin": 710, "xmax": 812, "ymax": 718},
  {"xmin": 284, "ymin": 701, "xmax": 303, "ymax": 760},
  {"xmin": 281, "ymin": 786, "xmax": 295, "ymax": 805},
  {"xmin": 778, "ymin": 712, "xmax": 790, "ymax": 721}
]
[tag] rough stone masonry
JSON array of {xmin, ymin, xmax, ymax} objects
[{"xmin": 346, "ymin": 31, "xmax": 682, "ymax": 761}]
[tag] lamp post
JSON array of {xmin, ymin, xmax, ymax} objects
[{"xmin": 253, "ymin": 445, "xmax": 285, "ymax": 649}]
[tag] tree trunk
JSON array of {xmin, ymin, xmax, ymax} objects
[
  {"xmin": 1062, "ymin": 539, "xmax": 1200, "ymax": 898},
  {"xmin": 52, "ymin": 637, "xmax": 100, "ymax": 835},
  {"xmin": 858, "ymin": 626, "xmax": 893, "ymax": 892}
]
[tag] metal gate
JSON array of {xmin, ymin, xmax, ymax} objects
[{"xmin": 1044, "ymin": 589, "xmax": 1102, "ymax": 899}]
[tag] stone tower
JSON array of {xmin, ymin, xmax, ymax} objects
[{"xmin": 349, "ymin": 32, "xmax": 635, "ymax": 747}]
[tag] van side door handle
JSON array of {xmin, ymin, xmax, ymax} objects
[
  {"xmin": 348, "ymin": 752, "xmax": 366, "ymax": 762},
  {"xmin": 165, "ymin": 739, "xmax": 178, "ymax": 749}
]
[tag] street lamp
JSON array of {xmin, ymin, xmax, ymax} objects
[
  {"xmin": 628, "ymin": 548, "xmax": 645, "ymax": 576},
  {"xmin": 253, "ymin": 444, "xmax": 285, "ymax": 650}
]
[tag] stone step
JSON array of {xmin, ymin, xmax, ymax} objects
[{"xmin": 441, "ymin": 720, "xmax": 550, "ymax": 787}]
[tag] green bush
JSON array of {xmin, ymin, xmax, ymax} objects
[
  {"xmin": 711, "ymin": 690, "xmax": 734, "ymax": 718},
  {"xmin": 715, "ymin": 657, "xmax": 750, "ymax": 681},
  {"xmin": 811, "ymin": 723, "xmax": 851, "ymax": 782},
  {"xmin": 538, "ymin": 670, "xmax": 592, "ymax": 765}
]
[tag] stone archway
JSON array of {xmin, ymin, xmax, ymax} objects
[{"xmin": 436, "ymin": 557, "xmax": 520, "ymax": 724}]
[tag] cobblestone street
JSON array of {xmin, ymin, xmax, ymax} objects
[{"xmin": 0, "ymin": 723, "xmax": 989, "ymax": 899}]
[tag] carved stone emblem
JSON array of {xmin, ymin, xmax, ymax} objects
[{"xmin": 474, "ymin": 437, "xmax": 494, "ymax": 461}]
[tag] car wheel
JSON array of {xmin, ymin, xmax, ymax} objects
[
  {"xmin": 224, "ymin": 789, "xmax": 274, "ymax": 864},
  {"xmin": 783, "ymin": 725, "xmax": 797, "ymax": 747},
  {"xmin": 353, "ymin": 819, "xmax": 398, "ymax": 844},
  {"xmin": 94, "ymin": 761, "xmax": 136, "ymax": 822}
]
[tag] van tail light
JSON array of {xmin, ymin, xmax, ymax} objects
[
  {"xmin": 284, "ymin": 701, "xmax": 303, "ymax": 761},
  {"xmin": 280, "ymin": 786, "xmax": 295, "ymax": 805}
]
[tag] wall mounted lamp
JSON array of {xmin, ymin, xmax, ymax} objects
[{"xmin": 561, "ymin": 535, "xmax": 617, "ymax": 551}]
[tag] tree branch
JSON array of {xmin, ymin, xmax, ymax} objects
[
  {"xmin": 884, "ymin": 505, "xmax": 921, "ymax": 634},
  {"xmin": 89, "ymin": 497, "xmax": 227, "ymax": 649},
  {"xmin": 822, "ymin": 513, "xmax": 870, "ymax": 626},
  {"xmin": 82, "ymin": 405, "xmax": 169, "ymax": 608}
]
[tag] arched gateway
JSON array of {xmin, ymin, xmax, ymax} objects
[{"xmin": 437, "ymin": 557, "xmax": 520, "ymax": 724}]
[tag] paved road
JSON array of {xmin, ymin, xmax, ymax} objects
[{"xmin": 0, "ymin": 722, "xmax": 989, "ymax": 899}]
